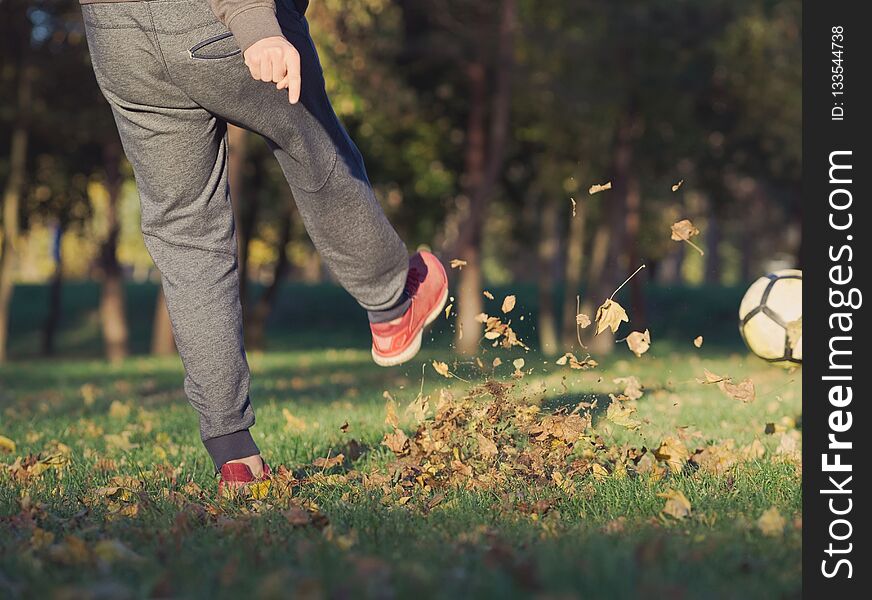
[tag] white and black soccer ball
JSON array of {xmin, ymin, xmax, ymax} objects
[{"xmin": 738, "ymin": 269, "xmax": 802, "ymax": 368}]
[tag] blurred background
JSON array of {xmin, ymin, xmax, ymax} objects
[{"xmin": 0, "ymin": 0, "xmax": 800, "ymax": 365}]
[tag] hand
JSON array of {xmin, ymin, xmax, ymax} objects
[{"xmin": 242, "ymin": 36, "xmax": 301, "ymax": 104}]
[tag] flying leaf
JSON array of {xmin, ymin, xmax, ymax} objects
[
  {"xmin": 693, "ymin": 336, "xmax": 704, "ymax": 348},
  {"xmin": 382, "ymin": 429, "xmax": 409, "ymax": 456},
  {"xmin": 432, "ymin": 360, "xmax": 451, "ymax": 378},
  {"xmin": 658, "ymin": 489, "xmax": 692, "ymax": 519},
  {"xmin": 483, "ymin": 290, "xmax": 495, "ymax": 300},
  {"xmin": 384, "ymin": 394, "xmax": 399, "ymax": 428},
  {"xmin": 444, "ymin": 303, "xmax": 453, "ymax": 319},
  {"xmin": 492, "ymin": 357, "xmax": 502, "ymax": 367},
  {"xmin": 757, "ymin": 507, "xmax": 786, "ymax": 537},
  {"xmin": 513, "ymin": 358, "xmax": 525, "ymax": 371},
  {"xmin": 576, "ymin": 313, "xmax": 591, "ymax": 328},
  {"xmin": 595, "ymin": 299, "xmax": 629, "ymax": 335},
  {"xmin": 670, "ymin": 219, "xmax": 704, "ymax": 255},
  {"xmin": 702, "ymin": 369, "xmax": 755, "ymax": 403},
  {"xmin": 501, "ymin": 295, "xmax": 516, "ymax": 314},
  {"xmin": 450, "ymin": 259, "xmax": 467, "ymax": 269},
  {"xmin": 589, "ymin": 182, "xmax": 612, "ymax": 195},
  {"xmin": 614, "ymin": 376, "xmax": 643, "ymax": 401},
  {"xmin": 671, "ymin": 179, "xmax": 684, "ymax": 192},
  {"xmin": 606, "ymin": 401, "xmax": 641, "ymax": 430},
  {"xmin": 626, "ymin": 329, "xmax": 651, "ymax": 357}
]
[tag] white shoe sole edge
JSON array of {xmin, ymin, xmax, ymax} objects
[{"xmin": 371, "ymin": 285, "xmax": 449, "ymax": 367}]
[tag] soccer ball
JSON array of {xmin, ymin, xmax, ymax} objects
[{"xmin": 738, "ymin": 269, "xmax": 802, "ymax": 368}]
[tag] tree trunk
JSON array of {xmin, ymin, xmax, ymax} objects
[
  {"xmin": 454, "ymin": 60, "xmax": 488, "ymax": 355},
  {"xmin": 99, "ymin": 141, "xmax": 129, "ymax": 363},
  {"xmin": 561, "ymin": 193, "xmax": 587, "ymax": 348},
  {"xmin": 585, "ymin": 107, "xmax": 639, "ymax": 354},
  {"xmin": 151, "ymin": 286, "xmax": 176, "ymax": 356},
  {"xmin": 536, "ymin": 195, "xmax": 559, "ymax": 355},
  {"xmin": 625, "ymin": 173, "xmax": 647, "ymax": 328},
  {"xmin": 227, "ymin": 124, "xmax": 252, "ymax": 307},
  {"xmin": 454, "ymin": 0, "xmax": 516, "ymax": 355},
  {"xmin": 42, "ymin": 221, "xmax": 65, "ymax": 356},
  {"xmin": 247, "ymin": 209, "xmax": 293, "ymax": 350},
  {"xmin": 705, "ymin": 201, "xmax": 722, "ymax": 284},
  {"xmin": 0, "ymin": 59, "xmax": 33, "ymax": 364}
]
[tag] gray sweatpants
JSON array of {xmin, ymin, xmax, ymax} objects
[{"xmin": 81, "ymin": 0, "xmax": 410, "ymax": 468}]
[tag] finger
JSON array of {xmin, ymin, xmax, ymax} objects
[
  {"xmin": 245, "ymin": 54, "xmax": 260, "ymax": 81},
  {"xmin": 271, "ymin": 51, "xmax": 286, "ymax": 84},
  {"xmin": 285, "ymin": 50, "xmax": 301, "ymax": 103},
  {"xmin": 259, "ymin": 55, "xmax": 272, "ymax": 82}
]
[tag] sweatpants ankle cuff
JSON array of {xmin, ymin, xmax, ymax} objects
[
  {"xmin": 203, "ymin": 429, "xmax": 260, "ymax": 470},
  {"xmin": 367, "ymin": 292, "xmax": 411, "ymax": 323}
]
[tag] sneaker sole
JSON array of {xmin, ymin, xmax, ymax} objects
[{"xmin": 371, "ymin": 284, "xmax": 449, "ymax": 367}]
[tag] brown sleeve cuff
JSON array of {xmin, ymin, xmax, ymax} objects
[{"xmin": 227, "ymin": 5, "xmax": 284, "ymax": 53}]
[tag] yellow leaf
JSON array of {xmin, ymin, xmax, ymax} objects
[
  {"xmin": 382, "ymin": 429, "xmax": 409, "ymax": 456},
  {"xmin": 501, "ymin": 295, "xmax": 516, "ymax": 314},
  {"xmin": 757, "ymin": 507, "xmax": 786, "ymax": 537},
  {"xmin": 588, "ymin": 182, "xmax": 612, "ymax": 195},
  {"xmin": 383, "ymin": 395, "xmax": 399, "ymax": 428},
  {"xmin": 626, "ymin": 329, "xmax": 651, "ymax": 357},
  {"xmin": 594, "ymin": 299, "xmax": 628, "ymax": 335},
  {"xmin": 432, "ymin": 360, "xmax": 451, "ymax": 378},
  {"xmin": 483, "ymin": 290, "xmax": 494, "ymax": 300},
  {"xmin": 0, "ymin": 435, "xmax": 15, "ymax": 454},
  {"xmin": 658, "ymin": 489, "xmax": 692, "ymax": 519},
  {"xmin": 670, "ymin": 219, "xmax": 704, "ymax": 255},
  {"xmin": 693, "ymin": 336, "xmax": 703, "ymax": 348},
  {"xmin": 606, "ymin": 401, "xmax": 641, "ymax": 430},
  {"xmin": 575, "ymin": 313, "xmax": 591, "ymax": 328},
  {"xmin": 654, "ymin": 436, "xmax": 690, "ymax": 473},
  {"xmin": 450, "ymin": 259, "xmax": 467, "ymax": 269},
  {"xmin": 282, "ymin": 408, "xmax": 308, "ymax": 432}
]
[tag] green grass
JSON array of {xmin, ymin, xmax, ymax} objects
[
  {"xmin": 0, "ymin": 284, "xmax": 800, "ymax": 599},
  {"xmin": 0, "ymin": 284, "xmax": 802, "ymax": 600}
]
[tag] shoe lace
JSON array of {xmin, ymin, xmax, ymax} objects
[{"xmin": 404, "ymin": 266, "xmax": 425, "ymax": 298}]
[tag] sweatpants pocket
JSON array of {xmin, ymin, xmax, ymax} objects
[{"xmin": 189, "ymin": 31, "xmax": 241, "ymax": 60}]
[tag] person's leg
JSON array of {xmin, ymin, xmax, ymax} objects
[
  {"xmin": 81, "ymin": 2, "xmax": 260, "ymax": 472},
  {"xmin": 150, "ymin": 0, "xmax": 411, "ymax": 320}
]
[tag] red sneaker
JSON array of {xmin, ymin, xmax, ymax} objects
[
  {"xmin": 217, "ymin": 461, "xmax": 272, "ymax": 499},
  {"xmin": 371, "ymin": 251, "xmax": 449, "ymax": 367}
]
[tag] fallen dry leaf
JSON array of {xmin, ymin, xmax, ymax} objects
[
  {"xmin": 589, "ymin": 182, "xmax": 612, "ymax": 195},
  {"xmin": 626, "ymin": 329, "xmax": 651, "ymax": 357},
  {"xmin": 595, "ymin": 299, "xmax": 629, "ymax": 335},
  {"xmin": 658, "ymin": 489, "xmax": 692, "ymax": 519},
  {"xmin": 670, "ymin": 219, "xmax": 704, "ymax": 255},
  {"xmin": 757, "ymin": 507, "xmax": 786, "ymax": 537},
  {"xmin": 654, "ymin": 436, "xmax": 690, "ymax": 473},
  {"xmin": 0, "ymin": 435, "xmax": 15, "ymax": 454},
  {"xmin": 501, "ymin": 295, "xmax": 516, "ymax": 314},
  {"xmin": 313, "ymin": 454, "xmax": 345, "ymax": 470}
]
